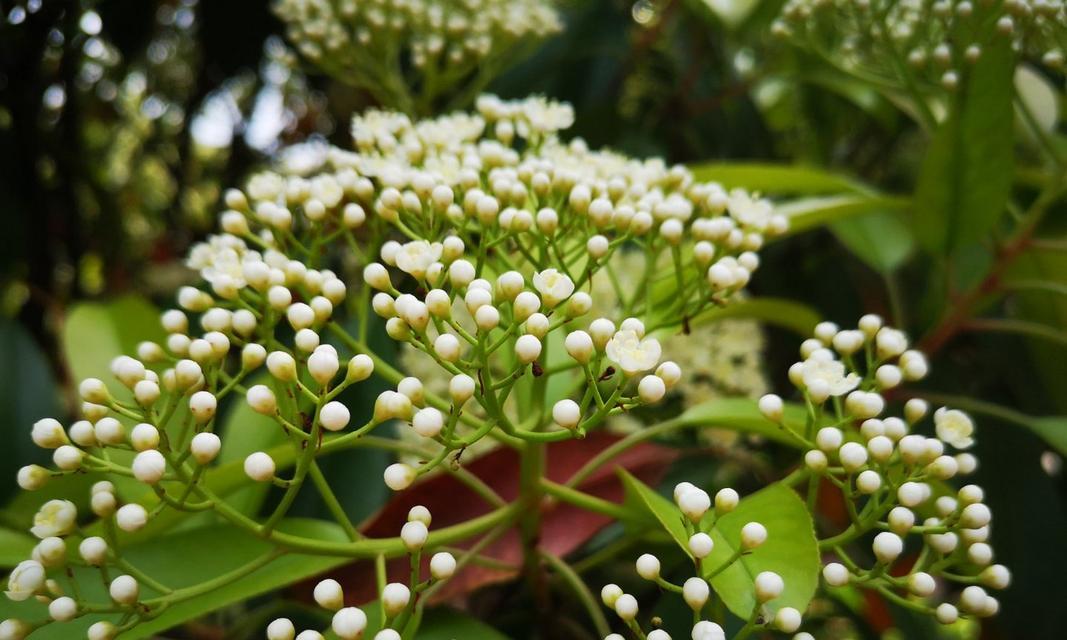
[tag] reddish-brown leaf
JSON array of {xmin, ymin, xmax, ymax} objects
[{"xmin": 297, "ymin": 432, "xmax": 678, "ymax": 606}]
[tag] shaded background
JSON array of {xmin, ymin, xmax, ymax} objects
[{"xmin": 1, "ymin": 0, "xmax": 1065, "ymax": 638}]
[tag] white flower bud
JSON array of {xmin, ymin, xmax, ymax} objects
[
  {"xmin": 683, "ymin": 577, "xmax": 710, "ymax": 610},
  {"xmin": 430, "ymin": 552, "xmax": 457, "ymax": 579},
  {"xmin": 638, "ymin": 375, "xmax": 666, "ymax": 403},
  {"xmin": 383, "ymin": 463, "xmax": 416, "ymax": 491},
  {"xmin": 758, "ymin": 394, "xmax": 783, "ymax": 421},
  {"xmin": 88, "ymin": 621, "xmax": 117, "ymax": 640},
  {"xmin": 244, "ymin": 452, "xmax": 276, "ymax": 482},
  {"xmin": 449, "ymin": 374, "xmax": 476, "ymax": 405},
  {"xmin": 635, "ymin": 553, "xmax": 660, "ymax": 580},
  {"xmin": 774, "ymin": 607, "xmax": 802, "ymax": 633},
  {"xmin": 872, "ymin": 532, "xmax": 903, "ymax": 564},
  {"xmin": 959, "ymin": 503, "xmax": 991, "ymax": 529},
  {"xmin": 332, "ymin": 607, "xmax": 368, "ymax": 640},
  {"xmin": 346, "ymin": 354, "xmax": 374, "ymax": 382},
  {"xmin": 247, "ymin": 385, "xmax": 277, "ymax": 415},
  {"xmin": 754, "ymin": 571, "xmax": 784, "ymax": 602},
  {"xmin": 242, "ymin": 343, "xmax": 267, "ymax": 370},
  {"xmin": 815, "ymin": 427, "xmax": 843, "ymax": 452},
  {"xmin": 382, "ymin": 583, "xmax": 410, "ymax": 616},
  {"xmin": 132, "ymin": 450, "xmax": 166, "ymax": 484},
  {"xmin": 823, "ymin": 562, "xmax": 849, "ymax": 587},
  {"xmin": 53, "ymin": 445, "xmax": 84, "ymax": 471},
  {"xmin": 714, "ymin": 488, "xmax": 739, "ymax": 514},
  {"xmin": 515, "ymin": 334, "xmax": 542, "ymax": 363},
  {"xmin": 401, "ymin": 520, "xmax": 429, "ymax": 551},
  {"xmin": 189, "ymin": 391, "xmax": 217, "ymax": 423},
  {"xmin": 613, "ymin": 593, "xmax": 638, "ymax": 620},
  {"xmin": 319, "ymin": 401, "xmax": 351, "ymax": 432},
  {"xmin": 266, "ymin": 352, "xmax": 297, "ymax": 381},
  {"xmin": 838, "ymin": 442, "xmax": 869, "ymax": 472},
  {"xmin": 31, "ymin": 418, "xmax": 68, "ymax": 449},
  {"xmin": 412, "ymin": 407, "xmax": 444, "ymax": 438},
  {"xmin": 16, "ymin": 465, "xmax": 49, "ymax": 491},
  {"xmin": 79, "ymin": 537, "xmax": 108, "ymax": 565},
  {"xmin": 49, "ymin": 596, "xmax": 77, "ymax": 621},
  {"xmin": 364, "ymin": 263, "xmax": 392, "ymax": 291},
  {"xmin": 600, "ymin": 584, "xmax": 623, "ymax": 608},
  {"xmin": 109, "ymin": 575, "xmax": 139, "ymax": 604},
  {"xmin": 688, "ymin": 533, "xmax": 714, "ymax": 559},
  {"xmin": 190, "ymin": 432, "xmax": 221, "ymax": 465},
  {"xmin": 552, "ymin": 399, "xmax": 581, "ymax": 430},
  {"xmin": 741, "ymin": 522, "xmax": 768, "ymax": 549},
  {"xmin": 678, "ymin": 489, "xmax": 711, "ymax": 522},
  {"xmin": 588, "ymin": 318, "xmax": 615, "ymax": 350},
  {"xmin": 308, "ymin": 348, "xmax": 340, "ymax": 385},
  {"xmin": 266, "ymin": 618, "xmax": 296, "ymax": 640},
  {"xmin": 80, "ymin": 378, "xmax": 110, "ymax": 404},
  {"xmin": 564, "ymin": 331, "xmax": 594, "ymax": 364},
  {"xmin": 314, "ymin": 578, "xmax": 344, "ymax": 611},
  {"xmin": 856, "ymin": 470, "xmax": 882, "ymax": 494}
]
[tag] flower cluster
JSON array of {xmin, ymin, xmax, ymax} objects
[
  {"xmin": 775, "ymin": 0, "xmax": 1066, "ymax": 92},
  {"xmin": 601, "ymin": 484, "xmax": 802, "ymax": 639},
  {"xmin": 759, "ymin": 316, "xmax": 1009, "ymax": 626},
  {"xmin": 2, "ymin": 95, "xmax": 779, "ymax": 638},
  {"xmin": 265, "ymin": 506, "xmax": 457, "ymax": 640},
  {"xmin": 273, "ymin": 0, "xmax": 562, "ymax": 113}
]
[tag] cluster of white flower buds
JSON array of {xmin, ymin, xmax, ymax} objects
[
  {"xmin": 601, "ymin": 483, "xmax": 802, "ymax": 639},
  {"xmin": 266, "ymin": 506, "xmax": 456, "ymax": 640},
  {"xmin": 273, "ymin": 0, "xmax": 562, "ymax": 112},
  {"xmin": 775, "ymin": 0, "xmax": 1066, "ymax": 91},
  {"xmin": 759, "ymin": 315, "xmax": 1008, "ymax": 625},
  {"xmin": 4, "ymin": 95, "xmax": 777, "ymax": 638}
]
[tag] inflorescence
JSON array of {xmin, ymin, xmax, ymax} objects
[
  {"xmin": 776, "ymin": 0, "xmax": 1066, "ymax": 94},
  {"xmin": 273, "ymin": 0, "xmax": 562, "ymax": 113},
  {"xmin": 3, "ymin": 94, "xmax": 784, "ymax": 638}
]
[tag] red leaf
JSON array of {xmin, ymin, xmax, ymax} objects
[{"xmin": 298, "ymin": 432, "xmax": 678, "ymax": 606}]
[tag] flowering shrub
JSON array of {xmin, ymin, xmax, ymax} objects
[{"xmin": 5, "ymin": 0, "xmax": 1059, "ymax": 637}]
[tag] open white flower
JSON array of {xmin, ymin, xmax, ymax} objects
[
  {"xmin": 605, "ymin": 330, "xmax": 662, "ymax": 376},
  {"xmin": 800, "ymin": 357, "xmax": 860, "ymax": 397},
  {"xmin": 4, "ymin": 560, "xmax": 45, "ymax": 601},
  {"xmin": 394, "ymin": 241, "xmax": 443, "ymax": 279},
  {"xmin": 532, "ymin": 269, "xmax": 575, "ymax": 307},
  {"xmin": 31, "ymin": 499, "xmax": 77, "ymax": 539},
  {"xmin": 934, "ymin": 407, "xmax": 975, "ymax": 449},
  {"xmin": 727, "ymin": 189, "xmax": 773, "ymax": 230}
]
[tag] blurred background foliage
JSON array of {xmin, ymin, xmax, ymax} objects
[{"xmin": 1, "ymin": 0, "xmax": 1065, "ymax": 638}]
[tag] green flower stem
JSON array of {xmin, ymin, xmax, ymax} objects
[
  {"xmin": 143, "ymin": 548, "xmax": 285, "ymax": 608},
  {"xmin": 307, "ymin": 460, "xmax": 361, "ymax": 541},
  {"xmin": 539, "ymin": 478, "xmax": 637, "ymax": 522},
  {"xmin": 731, "ymin": 605, "xmax": 762, "ymax": 640},
  {"xmin": 706, "ymin": 547, "xmax": 746, "ymax": 580},
  {"xmin": 542, "ymin": 550, "xmax": 612, "ymax": 638}
]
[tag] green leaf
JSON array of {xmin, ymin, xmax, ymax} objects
[
  {"xmin": 689, "ymin": 297, "xmax": 821, "ymax": 337},
  {"xmin": 620, "ymin": 472, "xmax": 820, "ymax": 618},
  {"xmin": 775, "ymin": 194, "xmax": 912, "ymax": 237},
  {"xmin": 689, "ymin": 162, "xmax": 868, "ymax": 195},
  {"xmin": 830, "ymin": 210, "xmax": 916, "ymax": 273},
  {"xmin": 62, "ymin": 295, "xmax": 165, "ymax": 383},
  {"xmin": 0, "ymin": 519, "xmax": 350, "ymax": 640},
  {"xmin": 417, "ymin": 608, "xmax": 510, "ymax": 640},
  {"xmin": 0, "ymin": 527, "xmax": 36, "ymax": 568},
  {"xmin": 0, "ymin": 319, "xmax": 61, "ymax": 503},
  {"xmin": 912, "ymin": 39, "xmax": 1014, "ymax": 255},
  {"xmin": 675, "ymin": 397, "xmax": 808, "ymax": 448}
]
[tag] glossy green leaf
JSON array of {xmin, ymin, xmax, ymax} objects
[
  {"xmin": 416, "ymin": 608, "xmax": 510, "ymax": 640},
  {"xmin": 775, "ymin": 194, "xmax": 912, "ymax": 237},
  {"xmin": 620, "ymin": 472, "xmax": 820, "ymax": 618},
  {"xmin": 0, "ymin": 519, "xmax": 349, "ymax": 640},
  {"xmin": 830, "ymin": 210, "xmax": 916, "ymax": 273},
  {"xmin": 913, "ymin": 39, "xmax": 1014, "ymax": 254},
  {"xmin": 0, "ymin": 319, "xmax": 60, "ymax": 503},
  {"xmin": 61, "ymin": 295, "xmax": 164, "ymax": 383},
  {"xmin": 690, "ymin": 297, "xmax": 821, "ymax": 337},
  {"xmin": 0, "ymin": 527, "xmax": 36, "ymax": 568},
  {"xmin": 675, "ymin": 397, "xmax": 808, "ymax": 448},
  {"xmin": 689, "ymin": 162, "xmax": 867, "ymax": 195}
]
